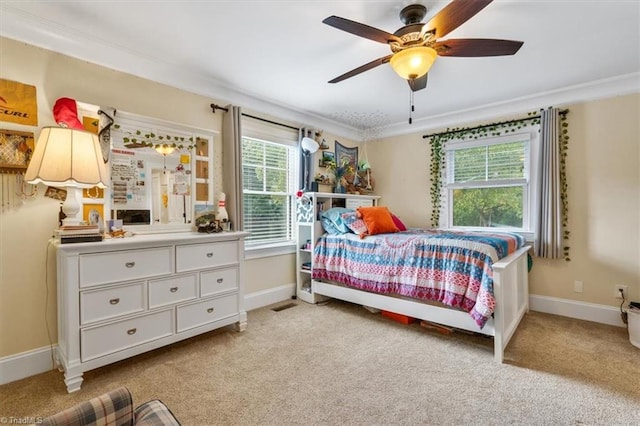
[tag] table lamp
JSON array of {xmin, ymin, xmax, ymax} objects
[{"xmin": 25, "ymin": 127, "xmax": 109, "ymax": 226}]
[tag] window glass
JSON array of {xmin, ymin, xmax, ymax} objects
[
  {"xmin": 241, "ymin": 136, "xmax": 297, "ymax": 247},
  {"xmin": 445, "ymin": 134, "xmax": 533, "ymax": 232},
  {"xmin": 452, "ymin": 186, "xmax": 524, "ymax": 228},
  {"xmin": 449, "ymin": 141, "xmax": 527, "ymax": 183}
]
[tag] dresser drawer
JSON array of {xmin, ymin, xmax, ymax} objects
[
  {"xmin": 200, "ymin": 267, "xmax": 238, "ymax": 297},
  {"xmin": 80, "ymin": 281, "xmax": 146, "ymax": 325},
  {"xmin": 81, "ymin": 309, "xmax": 173, "ymax": 362},
  {"xmin": 79, "ymin": 247, "xmax": 173, "ymax": 288},
  {"xmin": 148, "ymin": 274, "xmax": 197, "ymax": 309},
  {"xmin": 176, "ymin": 293, "xmax": 238, "ymax": 333},
  {"xmin": 176, "ymin": 241, "xmax": 239, "ymax": 272}
]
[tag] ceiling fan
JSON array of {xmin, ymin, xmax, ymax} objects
[{"xmin": 323, "ymin": 0, "xmax": 524, "ymax": 92}]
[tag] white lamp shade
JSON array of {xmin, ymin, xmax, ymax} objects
[
  {"xmin": 390, "ymin": 46, "xmax": 438, "ymax": 80},
  {"xmin": 301, "ymin": 136, "xmax": 319, "ymax": 154},
  {"xmin": 25, "ymin": 127, "xmax": 109, "ymax": 188}
]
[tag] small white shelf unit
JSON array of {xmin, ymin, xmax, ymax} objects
[{"xmin": 295, "ymin": 192, "xmax": 380, "ymax": 304}]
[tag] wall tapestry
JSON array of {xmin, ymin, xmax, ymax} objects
[{"xmin": 334, "ymin": 140, "xmax": 358, "ymax": 171}]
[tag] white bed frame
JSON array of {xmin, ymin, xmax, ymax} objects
[{"xmin": 312, "ymin": 245, "xmax": 530, "ymax": 363}]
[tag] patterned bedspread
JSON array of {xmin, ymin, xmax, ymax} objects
[{"xmin": 312, "ymin": 229, "xmax": 525, "ymax": 328}]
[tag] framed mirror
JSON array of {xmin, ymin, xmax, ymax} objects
[{"xmin": 77, "ymin": 103, "xmax": 215, "ymax": 233}]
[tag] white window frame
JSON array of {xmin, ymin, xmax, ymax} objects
[
  {"xmin": 241, "ymin": 119, "xmax": 299, "ymax": 258},
  {"xmin": 443, "ymin": 128, "xmax": 540, "ymax": 241}
]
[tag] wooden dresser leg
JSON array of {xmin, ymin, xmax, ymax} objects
[
  {"xmin": 64, "ymin": 370, "xmax": 83, "ymax": 393},
  {"xmin": 236, "ymin": 311, "xmax": 247, "ymax": 332}
]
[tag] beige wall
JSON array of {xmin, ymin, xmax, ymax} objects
[
  {"xmin": 2, "ymin": 36, "xmax": 638, "ymax": 360},
  {"xmin": 366, "ymin": 132, "xmax": 432, "ymax": 227},
  {"xmin": 0, "ymin": 38, "xmax": 298, "ymax": 357},
  {"xmin": 530, "ymin": 94, "xmax": 639, "ymax": 304},
  {"xmin": 368, "ymin": 93, "xmax": 640, "ymax": 307}
]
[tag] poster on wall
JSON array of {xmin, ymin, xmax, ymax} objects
[
  {"xmin": 0, "ymin": 79, "xmax": 38, "ymax": 126},
  {"xmin": 110, "ymin": 148, "xmax": 149, "ymax": 207},
  {"xmin": 111, "ymin": 149, "xmax": 137, "ymax": 205},
  {"xmin": 83, "ymin": 203, "xmax": 105, "ymax": 226},
  {"xmin": 82, "ymin": 116, "xmax": 99, "ymax": 134}
]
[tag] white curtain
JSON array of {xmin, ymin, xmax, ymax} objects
[
  {"xmin": 535, "ymin": 108, "xmax": 563, "ymax": 258},
  {"xmin": 222, "ymin": 105, "xmax": 243, "ymax": 231}
]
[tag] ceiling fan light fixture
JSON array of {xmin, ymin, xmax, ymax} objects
[{"xmin": 389, "ymin": 46, "xmax": 437, "ymax": 80}]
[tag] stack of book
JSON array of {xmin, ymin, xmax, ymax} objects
[{"xmin": 56, "ymin": 225, "xmax": 103, "ymax": 244}]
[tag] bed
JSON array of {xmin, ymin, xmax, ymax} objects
[{"xmin": 311, "ymin": 228, "xmax": 530, "ymax": 362}]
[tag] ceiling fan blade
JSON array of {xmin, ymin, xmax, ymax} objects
[
  {"xmin": 433, "ymin": 38, "xmax": 523, "ymax": 56},
  {"xmin": 408, "ymin": 73, "xmax": 428, "ymax": 92},
  {"xmin": 328, "ymin": 55, "xmax": 393, "ymax": 83},
  {"xmin": 423, "ymin": 0, "xmax": 493, "ymax": 40},
  {"xmin": 323, "ymin": 16, "xmax": 403, "ymax": 44}
]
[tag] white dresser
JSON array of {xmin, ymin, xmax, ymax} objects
[{"xmin": 55, "ymin": 231, "xmax": 248, "ymax": 392}]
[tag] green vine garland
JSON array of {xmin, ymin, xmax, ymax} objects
[
  {"xmin": 426, "ymin": 111, "xmax": 571, "ymax": 261},
  {"xmin": 428, "ymin": 137, "xmax": 444, "ymax": 227},
  {"xmin": 426, "ymin": 111, "xmax": 540, "ymax": 227},
  {"xmin": 559, "ymin": 114, "xmax": 570, "ymax": 261},
  {"xmin": 112, "ymin": 124, "xmax": 195, "ymax": 151}
]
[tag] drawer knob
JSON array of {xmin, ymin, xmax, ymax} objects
[
  {"xmin": 207, "ymin": 307, "xmax": 214, "ymax": 313},
  {"xmin": 170, "ymin": 287, "xmax": 178, "ymax": 293},
  {"xmin": 127, "ymin": 328, "xmax": 137, "ymax": 335},
  {"xmin": 125, "ymin": 262, "xmax": 135, "ymax": 268},
  {"xmin": 109, "ymin": 298, "xmax": 120, "ymax": 305},
  {"xmin": 206, "ymin": 252, "xmax": 214, "ymax": 258},
  {"xmin": 217, "ymin": 278, "xmax": 223, "ymax": 283}
]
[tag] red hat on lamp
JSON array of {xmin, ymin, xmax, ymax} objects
[{"xmin": 53, "ymin": 97, "xmax": 85, "ymax": 130}]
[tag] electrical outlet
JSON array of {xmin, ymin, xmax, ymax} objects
[
  {"xmin": 614, "ymin": 285, "xmax": 628, "ymax": 299},
  {"xmin": 573, "ymin": 280, "xmax": 583, "ymax": 293}
]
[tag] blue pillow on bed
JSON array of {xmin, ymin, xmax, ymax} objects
[{"xmin": 320, "ymin": 207, "xmax": 353, "ymax": 234}]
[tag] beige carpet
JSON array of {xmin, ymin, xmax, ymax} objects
[{"xmin": 1, "ymin": 299, "xmax": 639, "ymax": 425}]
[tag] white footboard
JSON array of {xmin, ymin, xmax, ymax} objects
[
  {"xmin": 491, "ymin": 245, "xmax": 530, "ymax": 362},
  {"xmin": 312, "ymin": 245, "xmax": 530, "ymax": 363}
]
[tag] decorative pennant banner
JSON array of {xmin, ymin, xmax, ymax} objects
[{"xmin": 0, "ymin": 79, "xmax": 38, "ymax": 126}]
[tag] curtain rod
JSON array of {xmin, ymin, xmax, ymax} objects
[
  {"xmin": 210, "ymin": 103, "xmax": 299, "ymax": 132},
  {"xmin": 210, "ymin": 103, "xmax": 228, "ymax": 113},
  {"xmin": 422, "ymin": 109, "xmax": 568, "ymax": 140}
]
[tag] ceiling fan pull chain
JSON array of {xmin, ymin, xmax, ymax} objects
[{"xmin": 408, "ymin": 88, "xmax": 414, "ymax": 125}]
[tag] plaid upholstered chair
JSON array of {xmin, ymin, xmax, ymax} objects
[{"xmin": 42, "ymin": 386, "xmax": 179, "ymax": 425}]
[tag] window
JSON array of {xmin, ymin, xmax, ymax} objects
[
  {"xmin": 241, "ymin": 119, "xmax": 298, "ymax": 250},
  {"xmin": 444, "ymin": 131, "xmax": 538, "ymax": 235}
]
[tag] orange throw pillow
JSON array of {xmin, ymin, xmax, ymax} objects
[{"xmin": 357, "ymin": 206, "xmax": 399, "ymax": 237}]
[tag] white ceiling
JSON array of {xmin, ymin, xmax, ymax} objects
[{"xmin": 1, "ymin": 1, "xmax": 639, "ymax": 139}]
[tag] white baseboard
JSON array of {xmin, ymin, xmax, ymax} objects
[
  {"xmin": 0, "ymin": 284, "xmax": 295, "ymax": 386},
  {"xmin": 0, "ymin": 291, "xmax": 622, "ymax": 386},
  {"xmin": 529, "ymin": 294, "xmax": 627, "ymax": 327},
  {"xmin": 0, "ymin": 345, "xmax": 57, "ymax": 385},
  {"xmin": 243, "ymin": 283, "xmax": 295, "ymax": 312}
]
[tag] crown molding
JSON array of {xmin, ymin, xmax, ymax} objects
[
  {"xmin": 2, "ymin": 5, "xmax": 638, "ymax": 142},
  {"xmin": 0, "ymin": 6, "xmax": 363, "ymax": 141},
  {"xmin": 377, "ymin": 72, "xmax": 640, "ymax": 139}
]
